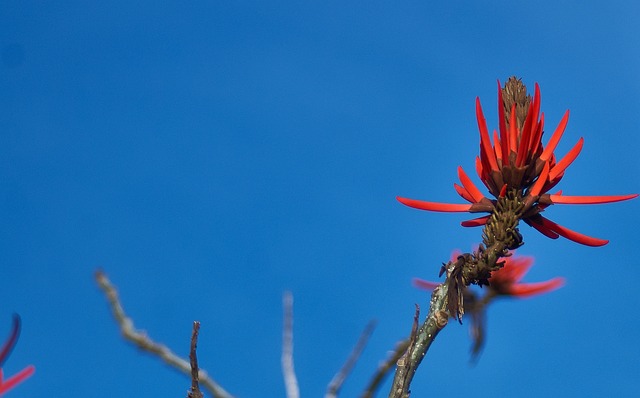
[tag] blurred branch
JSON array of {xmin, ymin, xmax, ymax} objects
[
  {"xmin": 95, "ymin": 270, "xmax": 235, "ymax": 398},
  {"xmin": 187, "ymin": 321, "xmax": 203, "ymax": 398},
  {"xmin": 388, "ymin": 284, "xmax": 449, "ymax": 398},
  {"xmin": 282, "ymin": 291, "xmax": 300, "ymax": 398},
  {"xmin": 387, "ymin": 305, "xmax": 420, "ymax": 397},
  {"xmin": 0, "ymin": 314, "xmax": 21, "ymax": 366},
  {"xmin": 360, "ymin": 338, "xmax": 409, "ymax": 398},
  {"xmin": 325, "ymin": 320, "xmax": 377, "ymax": 398}
]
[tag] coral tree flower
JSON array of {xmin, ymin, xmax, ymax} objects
[
  {"xmin": 413, "ymin": 252, "xmax": 564, "ymax": 299},
  {"xmin": 0, "ymin": 315, "xmax": 35, "ymax": 395},
  {"xmin": 397, "ymin": 78, "xmax": 637, "ymax": 246}
]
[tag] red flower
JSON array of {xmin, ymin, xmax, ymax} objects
[
  {"xmin": 484, "ymin": 254, "xmax": 564, "ymax": 297},
  {"xmin": 413, "ymin": 252, "xmax": 564, "ymax": 298},
  {"xmin": 0, "ymin": 367, "xmax": 35, "ymax": 395},
  {"xmin": 0, "ymin": 315, "xmax": 35, "ymax": 395},
  {"xmin": 398, "ymin": 79, "xmax": 637, "ymax": 246}
]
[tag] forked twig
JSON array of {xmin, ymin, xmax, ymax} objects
[{"xmin": 95, "ymin": 270, "xmax": 235, "ymax": 398}]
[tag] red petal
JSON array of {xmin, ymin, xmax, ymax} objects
[
  {"xmin": 475, "ymin": 156, "xmax": 494, "ymax": 193},
  {"xmin": 461, "ymin": 215, "xmax": 490, "ymax": 227},
  {"xmin": 475, "ymin": 156, "xmax": 485, "ymax": 181},
  {"xmin": 0, "ymin": 365, "xmax": 35, "ymax": 393},
  {"xmin": 491, "ymin": 256, "xmax": 534, "ymax": 284},
  {"xmin": 477, "ymin": 97, "xmax": 499, "ymax": 172},
  {"xmin": 396, "ymin": 196, "xmax": 472, "ymax": 212},
  {"xmin": 537, "ymin": 215, "xmax": 608, "ymax": 247},
  {"xmin": 528, "ymin": 161, "xmax": 550, "ymax": 197},
  {"xmin": 539, "ymin": 110, "xmax": 570, "ymax": 162},
  {"xmin": 524, "ymin": 216, "xmax": 560, "ymax": 239},
  {"xmin": 457, "ymin": 166, "xmax": 485, "ymax": 202},
  {"xmin": 412, "ymin": 278, "xmax": 440, "ymax": 291},
  {"xmin": 505, "ymin": 256, "xmax": 535, "ymax": 282},
  {"xmin": 454, "ymin": 183, "xmax": 474, "ymax": 203},
  {"xmin": 497, "ymin": 80, "xmax": 509, "ymax": 164},
  {"xmin": 527, "ymin": 84, "xmax": 542, "ymax": 150},
  {"xmin": 529, "ymin": 112, "xmax": 545, "ymax": 155},
  {"xmin": 549, "ymin": 193, "xmax": 638, "ymax": 204},
  {"xmin": 493, "ymin": 130, "xmax": 502, "ymax": 163},
  {"xmin": 507, "ymin": 278, "xmax": 565, "ymax": 298},
  {"xmin": 516, "ymin": 83, "xmax": 540, "ymax": 167},
  {"xmin": 509, "ymin": 103, "xmax": 518, "ymax": 153},
  {"xmin": 549, "ymin": 137, "xmax": 584, "ymax": 181}
]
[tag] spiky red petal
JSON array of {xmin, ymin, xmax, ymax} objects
[
  {"xmin": 549, "ymin": 137, "xmax": 584, "ymax": 181},
  {"xmin": 539, "ymin": 110, "xmax": 570, "ymax": 162},
  {"xmin": 412, "ymin": 278, "xmax": 441, "ymax": 291},
  {"xmin": 506, "ymin": 278, "xmax": 565, "ymax": 298},
  {"xmin": 396, "ymin": 196, "xmax": 472, "ymax": 212},
  {"xmin": 548, "ymin": 193, "xmax": 638, "ymax": 205},
  {"xmin": 533, "ymin": 215, "xmax": 608, "ymax": 247},
  {"xmin": 453, "ymin": 183, "xmax": 475, "ymax": 203},
  {"xmin": 524, "ymin": 217, "xmax": 560, "ymax": 239},
  {"xmin": 0, "ymin": 366, "xmax": 36, "ymax": 394},
  {"xmin": 490, "ymin": 256, "xmax": 534, "ymax": 284},
  {"xmin": 508, "ymin": 103, "xmax": 518, "ymax": 153},
  {"xmin": 516, "ymin": 83, "xmax": 540, "ymax": 167},
  {"xmin": 457, "ymin": 166, "xmax": 485, "ymax": 203},
  {"xmin": 497, "ymin": 81, "xmax": 509, "ymax": 165},
  {"xmin": 477, "ymin": 98, "xmax": 499, "ymax": 172},
  {"xmin": 461, "ymin": 215, "xmax": 490, "ymax": 227},
  {"xmin": 493, "ymin": 130, "xmax": 502, "ymax": 164},
  {"xmin": 528, "ymin": 161, "xmax": 550, "ymax": 197}
]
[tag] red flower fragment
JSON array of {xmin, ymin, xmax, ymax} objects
[
  {"xmin": 414, "ymin": 252, "xmax": 564, "ymax": 299},
  {"xmin": 398, "ymin": 79, "xmax": 637, "ymax": 246},
  {"xmin": 484, "ymin": 254, "xmax": 564, "ymax": 297},
  {"xmin": 0, "ymin": 315, "xmax": 35, "ymax": 395}
]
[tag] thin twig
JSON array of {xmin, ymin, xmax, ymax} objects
[
  {"xmin": 95, "ymin": 270, "xmax": 235, "ymax": 398},
  {"xmin": 187, "ymin": 321, "xmax": 203, "ymax": 398},
  {"xmin": 325, "ymin": 320, "xmax": 377, "ymax": 398},
  {"xmin": 282, "ymin": 291, "xmax": 300, "ymax": 398},
  {"xmin": 360, "ymin": 339, "xmax": 409, "ymax": 398}
]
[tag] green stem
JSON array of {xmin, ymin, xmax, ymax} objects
[{"xmin": 387, "ymin": 283, "xmax": 449, "ymax": 398}]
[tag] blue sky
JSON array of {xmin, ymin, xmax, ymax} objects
[{"xmin": 1, "ymin": 1, "xmax": 639, "ymax": 397}]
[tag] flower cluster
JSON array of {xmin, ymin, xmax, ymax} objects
[
  {"xmin": 0, "ymin": 315, "xmax": 35, "ymax": 395},
  {"xmin": 388, "ymin": 78, "xmax": 636, "ymax": 394},
  {"xmin": 397, "ymin": 78, "xmax": 637, "ymax": 246}
]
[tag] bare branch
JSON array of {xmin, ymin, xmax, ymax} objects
[
  {"xmin": 388, "ymin": 284, "xmax": 449, "ymax": 398},
  {"xmin": 325, "ymin": 320, "xmax": 377, "ymax": 398},
  {"xmin": 187, "ymin": 321, "xmax": 203, "ymax": 398},
  {"xmin": 281, "ymin": 291, "xmax": 300, "ymax": 398},
  {"xmin": 360, "ymin": 339, "xmax": 409, "ymax": 398},
  {"xmin": 95, "ymin": 270, "xmax": 235, "ymax": 398}
]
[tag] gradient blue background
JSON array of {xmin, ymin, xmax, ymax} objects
[{"xmin": 1, "ymin": 1, "xmax": 639, "ymax": 397}]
